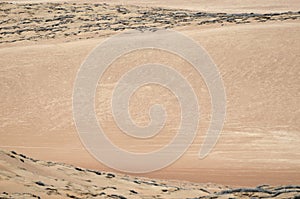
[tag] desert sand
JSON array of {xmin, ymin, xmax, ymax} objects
[
  {"xmin": 1, "ymin": 150, "xmax": 300, "ymax": 198},
  {"xmin": 0, "ymin": 0, "xmax": 300, "ymax": 198}
]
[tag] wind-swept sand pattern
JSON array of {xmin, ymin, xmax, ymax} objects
[{"xmin": 0, "ymin": 0, "xmax": 300, "ymax": 197}]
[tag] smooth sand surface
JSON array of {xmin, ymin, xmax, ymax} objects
[{"xmin": 0, "ymin": 1, "xmax": 300, "ymax": 189}]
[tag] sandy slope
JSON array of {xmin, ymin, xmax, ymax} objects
[
  {"xmin": 0, "ymin": 1, "xmax": 300, "ymax": 188},
  {"xmin": 1, "ymin": 150, "xmax": 300, "ymax": 198}
]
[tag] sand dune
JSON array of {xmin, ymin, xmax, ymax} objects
[
  {"xmin": 1, "ymin": 150, "xmax": 300, "ymax": 198},
  {"xmin": 0, "ymin": 0, "xmax": 300, "ymax": 192}
]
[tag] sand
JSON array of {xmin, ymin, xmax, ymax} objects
[
  {"xmin": 0, "ymin": 0, "xmax": 300, "ymax": 197},
  {"xmin": 1, "ymin": 150, "xmax": 300, "ymax": 198}
]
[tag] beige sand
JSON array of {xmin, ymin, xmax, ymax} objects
[
  {"xmin": 1, "ymin": 150, "xmax": 300, "ymax": 198},
  {"xmin": 0, "ymin": 0, "xmax": 300, "ymax": 190}
]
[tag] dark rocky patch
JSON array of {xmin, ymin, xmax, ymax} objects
[
  {"xmin": 103, "ymin": 186, "xmax": 117, "ymax": 190},
  {"xmin": 86, "ymin": 169, "xmax": 102, "ymax": 175},
  {"xmin": 35, "ymin": 181, "xmax": 46, "ymax": 186},
  {"xmin": 8, "ymin": 154, "xmax": 15, "ymax": 159},
  {"xmin": 66, "ymin": 193, "xmax": 80, "ymax": 199},
  {"xmin": 106, "ymin": 173, "xmax": 115, "ymax": 178},
  {"xmin": 0, "ymin": 2, "xmax": 299, "ymax": 44},
  {"xmin": 109, "ymin": 194, "xmax": 127, "ymax": 199},
  {"xmin": 74, "ymin": 167, "xmax": 84, "ymax": 172},
  {"xmin": 129, "ymin": 189, "xmax": 138, "ymax": 194}
]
